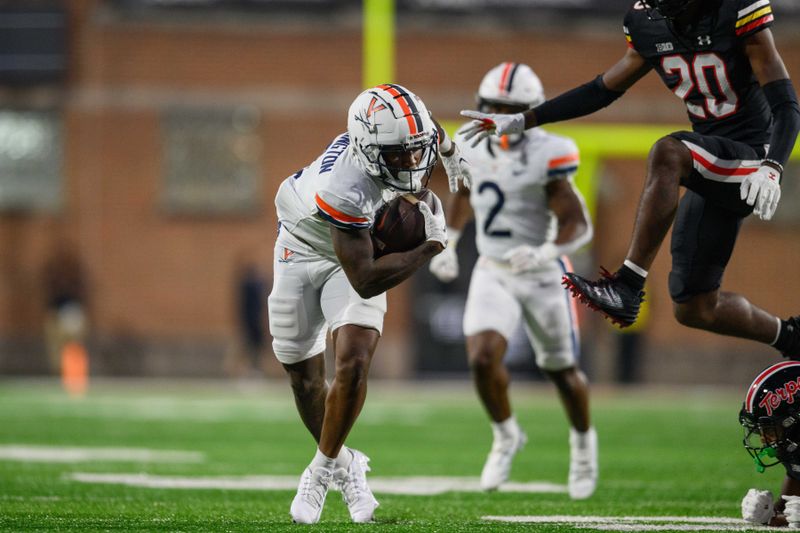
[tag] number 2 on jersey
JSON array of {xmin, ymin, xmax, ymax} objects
[
  {"xmin": 662, "ymin": 52, "xmax": 738, "ymax": 119},
  {"xmin": 478, "ymin": 181, "xmax": 511, "ymax": 238}
]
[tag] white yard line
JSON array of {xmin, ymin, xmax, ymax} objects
[
  {"xmin": 482, "ymin": 515, "xmax": 774, "ymax": 531},
  {"xmin": 0, "ymin": 445, "xmax": 204, "ymax": 463},
  {"xmin": 68, "ymin": 472, "xmax": 565, "ymax": 495}
]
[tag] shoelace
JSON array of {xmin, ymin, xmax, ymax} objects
[
  {"xmin": 339, "ymin": 458, "xmax": 371, "ymax": 506},
  {"xmin": 570, "ymin": 458, "xmax": 594, "ymax": 478},
  {"xmin": 300, "ymin": 471, "xmax": 330, "ymax": 508}
]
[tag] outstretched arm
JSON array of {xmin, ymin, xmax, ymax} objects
[
  {"xmin": 460, "ymin": 48, "xmax": 651, "ymax": 144},
  {"xmin": 523, "ymin": 47, "xmax": 652, "ymax": 129}
]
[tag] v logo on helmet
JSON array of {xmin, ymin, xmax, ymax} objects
[
  {"xmin": 759, "ymin": 377, "xmax": 800, "ymax": 416},
  {"xmin": 366, "ymin": 97, "xmax": 387, "ymax": 118}
]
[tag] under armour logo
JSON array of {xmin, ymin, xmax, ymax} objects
[{"xmin": 697, "ymin": 35, "xmax": 712, "ymax": 46}]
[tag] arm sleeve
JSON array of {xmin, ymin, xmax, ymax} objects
[
  {"xmin": 735, "ymin": 0, "xmax": 774, "ymax": 40},
  {"xmin": 545, "ymin": 139, "xmax": 580, "ymax": 182},
  {"xmin": 533, "ymin": 75, "xmax": 625, "ymax": 127},
  {"xmin": 763, "ymin": 79, "xmax": 800, "ymax": 170},
  {"xmin": 315, "ymin": 191, "xmax": 372, "ymax": 230}
]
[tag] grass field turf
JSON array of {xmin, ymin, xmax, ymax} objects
[{"xmin": 0, "ymin": 378, "xmax": 781, "ymax": 532}]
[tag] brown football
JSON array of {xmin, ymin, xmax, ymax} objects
[{"xmin": 371, "ymin": 189, "xmax": 437, "ymax": 258}]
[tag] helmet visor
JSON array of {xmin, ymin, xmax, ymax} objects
[{"xmin": 376, "ymin": 136, "xmax": 438, "ymax": 192}]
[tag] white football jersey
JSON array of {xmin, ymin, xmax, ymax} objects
[
  {"xmin": 275, "ymin": 133, "xmax": 390, "ymax": 259},
  {"xmin": 456, "ymin": 128, "xmax": 580, "ymax": 261}
]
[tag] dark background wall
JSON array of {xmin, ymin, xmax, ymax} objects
[{"xmin": 0, "ymin": 0, "xmax": 798, "ymax": 382}]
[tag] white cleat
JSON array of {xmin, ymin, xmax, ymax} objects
[
  {"xmin": 335, "ymin": 449, "xmax": 379, "ymax": 523},
  {"xmin": 568, "ymin": 427, "xmax": 598, "ymax": 500},
  {"xmin": 480, "ymin": 428, "xmax": 528, "ymax": 491},
  {"xmin": 290, "ymin": 466, "xmax": 332, "ymax": 524}
]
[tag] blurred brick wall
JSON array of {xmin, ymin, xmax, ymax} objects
[{"xmin": 0, "ymin": 2, "xmax": 798, "ymax": 380}]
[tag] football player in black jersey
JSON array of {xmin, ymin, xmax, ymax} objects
[{"xmin": 461, "ymin": 0, "xmax": 800, "ymax": 359}]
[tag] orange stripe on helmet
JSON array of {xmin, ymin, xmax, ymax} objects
[
  {"xmin": 377, "ymin": 84, "xmax": 419, "ymax": 134},
  {"xmin": 498, "ymin": 62, "xmax": 515, "ymax": 94}
]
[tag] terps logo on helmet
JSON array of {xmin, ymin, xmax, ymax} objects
[{"xmin": 759, "ymin": 377, "xmax": 800, "ymax": 416}]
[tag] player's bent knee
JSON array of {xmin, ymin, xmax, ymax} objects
[
  {"xmin": 649, "ymin": 136, "xmax": 691, "ymax": 174},
  {"xmin": 288, "ymin": 373, "xmax": 325, "ymax": 397},
  {"xmin": 335, "ymin": 350, "xmax": 372, "ymax": 383},
  {"xmin": 468, "ymin": 349, "xmax": 495, "ymax": 372},
  {"xmin": 673, "ymin": 299, "xmax": 715, "ymax": 329}
]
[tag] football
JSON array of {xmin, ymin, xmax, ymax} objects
[{"xmin": 371, "ymin": 189, "xmax": 437, "ymax": 258}]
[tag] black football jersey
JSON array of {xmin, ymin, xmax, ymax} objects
[{"xmin": 624, "ymin": 0, "xmax": 775, "ymax": 147}]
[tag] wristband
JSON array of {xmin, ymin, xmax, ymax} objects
[{"xmin": 439, "ymin": 130, "xmax": 453, "ymax": 154}]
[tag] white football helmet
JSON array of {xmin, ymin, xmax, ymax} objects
[
  {"xmin": 477, "ymin": 62, "xmax": 545, "ymax": 110},
  {"xmin": 347, "ymin": 84, "xmax": 438, "ymax": 192}
]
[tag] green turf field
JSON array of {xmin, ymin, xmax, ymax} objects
[{"xmin": 0, "ymin": 378, "xmax": 780, "ymax": 532}]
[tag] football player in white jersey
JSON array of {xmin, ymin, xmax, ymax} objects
[
  {"xmin": 269, "ymin": 84, "xmax": 470, "ymax": 524},
  {"xmin": 429, "ymin": 63, "xmax": 598, "ymax": 499}
]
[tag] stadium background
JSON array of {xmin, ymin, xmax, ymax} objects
[{"xmin": 0, "ymin": 0, "xmax": 798, "ymax": 385}]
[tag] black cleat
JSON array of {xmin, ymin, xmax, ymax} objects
[
  {"xmin": 562, "ymin": 267, "xmax": 645, "ymax": 328},
  {"xmin": 780, "ymin": 316, "xmax": 800, "ymax": 360}
]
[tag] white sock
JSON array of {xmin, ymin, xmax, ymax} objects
[
  {"xmin": 623, "ymin": 259, "xmax": 648, "ymax": 278},
  {"xmin": 334, "ymin": 447, "xmax": 353, "ymax": 470},
  {"xmin": 310, "ymin": 448, "xmax": 336, "ymax": 471},
  {"xmin": 491, "ymin": 415, "xmax": 519, "ymax": 441},
  {"xmin": 570, "ymin": 427, "xmax": 595, "ymax": 449},
  {"xmin": 771, "ymin": 316, "xmax": 782, "ymax": 346}
]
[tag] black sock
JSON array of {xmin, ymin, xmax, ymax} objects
[
  {"xmin": 616, "ymin": 265, "xmax": 646, "ymax": 292},
  {"xmin": 773, "ymin": 319, "xmax": 799, "ymax": 352}
]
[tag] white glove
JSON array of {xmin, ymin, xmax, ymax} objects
[
  {"xmin": 502, "ymin": 243, "xmax": 558, "ymax": 274},
  {"xmin": 783, "ymin": 495, "xmax": 800, "ymax": 528},
  {"xmin": 440, "ymin": 143, "xmax": 472, "ymax": 193},
  {"xmin": 741, "ymin": 488, "xmax": 774, "ymax": 525},
  {"xmin": 429, "ymin": 228, "xmax": 460, "ymax": 282},
  {"xmin": 740, "ymin": 164, "xmax": 781, "ymax": 221},
  {"xmin": 459, "ymin": 110, "xmax": 526, "ymax": 148},
  {"xmin": 417, "ymin": 193, "xmax": 447, "ymax": 247}
]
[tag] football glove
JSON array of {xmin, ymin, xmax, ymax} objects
[
  {"xmin": 459, "ymin": 110, "xmax": 525, "ymax": 148},
  {"xmin": 740, "ymin": 164, "xmax": 781, "ymax": 221},
  {"xmin": 428, "ymin": 228, "xmax": 460, "ymax": 282},
  {"xmin": 783, "ymin": 495, "xmax": 800, "ymax": 529},
  {"xmin": 502, "ymin": 243, "xmax": 558, "ymax": 274},
  {"xmin": 418, "ymin": 194, "xmax": 447, "ymax": 247},
  {"xmin": 741, "ymin": 488, "xmax": 774, "ymax": 525},
  {"xmin": 441, "ymin": 143, "xmax": 472, "ymax": 193}
]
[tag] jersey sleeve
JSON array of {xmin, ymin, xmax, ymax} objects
[
  {"xmin": 735, "ymin": 0, "xmax": 774, "ymax": 40},
  {"xmin": 315, "ymin": 190, "xmax": 372, "ymax": 230},
  {"xmin": 545, "ymin": 138, "xmax": 580, "ymax": 182},
  {"xmin": 622, "ymin": 8, "xmax": 637, "ymax": 52}
]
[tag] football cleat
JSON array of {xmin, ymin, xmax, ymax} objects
[
  {"xmin": 334, "ymin": 449, "xmax": 379, "ymax": 523},
  {"xmin": 562, "ymin": 267, "xmax": 645, "ymax": 328},
  {"xmin": 480, "ymin": 427, "xmax": 528, "ymax": 491},
  {"xmin": 290, "ymin": 466, "xmax": 332, "ymax": 524},
  {"xmin": 780, "ymin": 316, "xmax": 800, "ymax": 360},
  {"xmin": 568, "ymin": 427, "xmax": 598, "ymax": 500}
]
